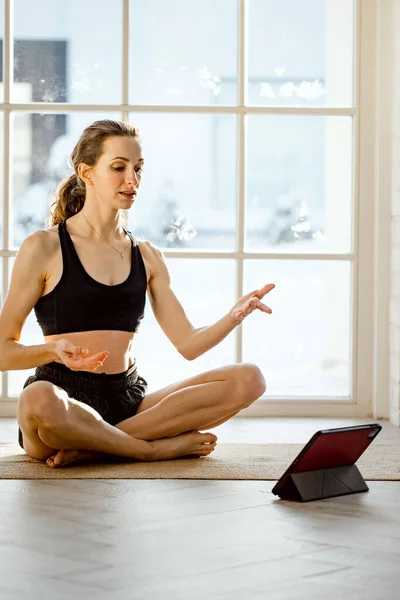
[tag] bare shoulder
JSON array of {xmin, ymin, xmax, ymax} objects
[
  {"xmin": 136, "ymin": 239, "xmax": 168, "ymax": 280},
  {"xmin": 17, "ymin": 226, "xmax": 60, "ymax": 278},
  {"xmin": 33, "ymin": 226, "xmax": 59, "ymax": 254},
  {"xmin": 19, "ymin": 226, "xmax": 57, "ymax": 254}
]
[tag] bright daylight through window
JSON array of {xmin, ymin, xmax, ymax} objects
[{"xmin": 0, "ymin": 0, "xmax": 357, "ymax": 407}]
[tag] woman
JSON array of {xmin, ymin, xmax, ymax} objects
[{"xmin": 0, "ymin": 119, "xmax": 275, "ymax": 468}]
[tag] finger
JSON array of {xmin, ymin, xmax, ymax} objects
[
  {"xmin": 75, "ymin": 361, "xmax": 103, "ymax": 372},
  {"xmin": 84, "ymin": 359, "xmax": 105, "ymax": 369},
  {"xmin": 254, "ymin": 283, "xmax": 275, "ymax": 299},
  {"xmin": 67, "ymin": 354, "xmax": 101, "ymax": 369},
  {"xmin": 248, "ymin": 288, "xmax": 260, "ymax": 297},
  {"xmin": 241, "ymin": 288, "xmax": 260, "ymax": 302},
  {"xmin": 256, "ymin": 301, "xmax": 272, "ymax": 314}
]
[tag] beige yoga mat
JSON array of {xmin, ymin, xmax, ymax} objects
[{"xmin": 0, "ymin": 442, "xmax": 399, "ymax": 480}]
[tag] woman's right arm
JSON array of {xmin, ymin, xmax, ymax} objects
[{"xmin": 0, "ymin": 231, "xmax": 58, "ymax": 371}]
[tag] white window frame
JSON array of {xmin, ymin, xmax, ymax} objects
[{"xmin": 0, "ymin": 0, "xmax": 388, "ymax": 419}]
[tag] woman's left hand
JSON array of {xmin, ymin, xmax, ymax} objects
[{"xmin": 230, "ymin": 283, "xmax": 275, "ymax": 322}]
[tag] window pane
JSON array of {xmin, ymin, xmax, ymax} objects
[
  {"xmin": 11, "ymin": 111, "xmax": 120, "ymax": 248},
  {"xmin": 244, "ymin": 260, "xmax": 351, "ymax": 397},
  {"xmin": 129, "ymin": 0, "xmax": 237, "ymax": 106},
  {"xmin": 14, "ymin": 0, "xmax": 122, "ymax": 104},
  {"xmin": 246, "ymin": 115, "xmax": 353, "ymax": 253},
  {"xmin": 128, "ymin": 113, "xmax": 237, "ymax": 250},
  {"xmin": 248, "ymin": 0, "xmax": 354, "ymax": 107},
  {"xmin": 134, "ymin": 259, "xmax": 236, "ymax": 393}
]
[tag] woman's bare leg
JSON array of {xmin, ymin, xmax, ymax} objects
[
  {"xmin": 49, "ymin": 363, "xmax": 265, "ymax": 467},
  {"xmin": 17, "ymin": 381, "xmax": 217, "ymax": 467},
  {"xmin": 117, "ymin": 363, "xmax": 265, "ymax": 439}
]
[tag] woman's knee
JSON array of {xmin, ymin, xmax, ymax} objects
[
  {"xmin": 18, "ymin": 381, "xmax": 66, "ymax": 427},
  {"xmin": 233, "ymin": 363, "xmax": 266, "ymax": 407}
]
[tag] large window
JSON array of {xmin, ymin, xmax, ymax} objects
[{"xmin": 0, "ymin": 0, "xmax": 375, "ymax": 416}]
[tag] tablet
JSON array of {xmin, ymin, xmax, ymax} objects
[{"xmin": 271, "ymin": 423, "xmax": 382, "ymax": 497}]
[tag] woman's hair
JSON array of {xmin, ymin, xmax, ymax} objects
[{"xmin": 46, "ymin": 119, "xmax": 141, "ymax": 227}]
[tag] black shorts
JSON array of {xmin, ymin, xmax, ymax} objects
[{"xmin": 18, "ymin": 361, "xmax": 148, "ymax": 450}]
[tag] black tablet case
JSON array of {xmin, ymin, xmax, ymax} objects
[{"xmin": 272, "ymin": 424, "xmax": 382, "ymax": 502}]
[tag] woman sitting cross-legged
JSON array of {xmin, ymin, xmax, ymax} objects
[{"xmin": 0, "ymin": 119, "xmax": 275, "ymax": 468}]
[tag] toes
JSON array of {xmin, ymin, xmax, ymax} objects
[
  {"xmin": 202, "ymin": 433, "xmax": 218, "ymax": 443},
  {"xmin": 200, "ymin": 446, "xmax": 215, "ymax": 456},
  {"xmin": 46, "ymin": 455, "xmax": 57, "ymax": 468},
  {"xmin": 199, "ymin": 444, "xmax": 216, "ymax": 455},
  {"xmin": 46, "ymin": 451, "xmax": 65, "ymax": 467},
  {"xmin": 53, "ymin": 452, "xmax": 64, "ymax": 466}
]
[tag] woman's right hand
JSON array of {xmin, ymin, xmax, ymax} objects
[{"xmin": 53, "ymin": 339, "xmax": 109, "ymax": 372}]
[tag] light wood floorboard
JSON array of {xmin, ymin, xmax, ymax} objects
[{"xmin": 0, "ymin": 416, "xmax": 399, "ymax": 600}]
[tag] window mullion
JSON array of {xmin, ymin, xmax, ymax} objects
[{"xmin": 235, "ymin": 0, "xmax": 248, "ymax": 363}]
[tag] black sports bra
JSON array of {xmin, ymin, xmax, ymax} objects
[{"xmin": 34, "ymin": 220, "xmax": 147, "ymax": 335}]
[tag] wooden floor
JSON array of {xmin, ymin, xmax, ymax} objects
[{"xmin": 0, "ymin": 416, "xmax": 399, "ymax": 600}]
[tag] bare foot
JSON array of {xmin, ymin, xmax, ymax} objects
[
  {"xmin": 46, "ymin": 449, "xmax": 104, "ymax": 468},
  {"xmin": 150, "ymin": 430, "xmax": 217, "ymax": 461},
  {"xmin": 45, "ymin": 430, "xmax": 217, "ymax": 467}
]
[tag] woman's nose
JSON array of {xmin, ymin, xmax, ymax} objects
[{"xmin": 126, "ymin": 170, "xmax": 138, "ymax": 185}]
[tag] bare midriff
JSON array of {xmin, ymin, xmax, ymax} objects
[
  {"xmin": 38, "ymin": 221, "xmax": 151, "ymax": 375},
  {"xmin": 44, "ymin": 330, "xmax": 137, "ymax": 374}
]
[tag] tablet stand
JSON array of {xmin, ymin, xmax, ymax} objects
[{"xmin": 277, "ymin": 464, "xmax": 369, "ymax": 502}]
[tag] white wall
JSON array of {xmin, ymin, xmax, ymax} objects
[{"xmin": 390, "ymin": 0, "xmax": 400, "ymax": 425}]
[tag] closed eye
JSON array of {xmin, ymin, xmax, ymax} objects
[{"xmin": 112, "ymin": 166, "xmax": 144, "ymax": 173}]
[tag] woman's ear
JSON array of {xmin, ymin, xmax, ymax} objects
[{"xmin": 77, "ymin": 163, "xmax": 93, "ymax": 185}]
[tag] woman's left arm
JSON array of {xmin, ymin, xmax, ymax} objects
[{"xmin": 143, "ymin": 242, "xmax": 275, "ymax": 360}]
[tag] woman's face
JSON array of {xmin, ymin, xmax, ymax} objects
[{"xmin": 83, "ymin": 135, "xmax": 144, "ymax": 207}]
